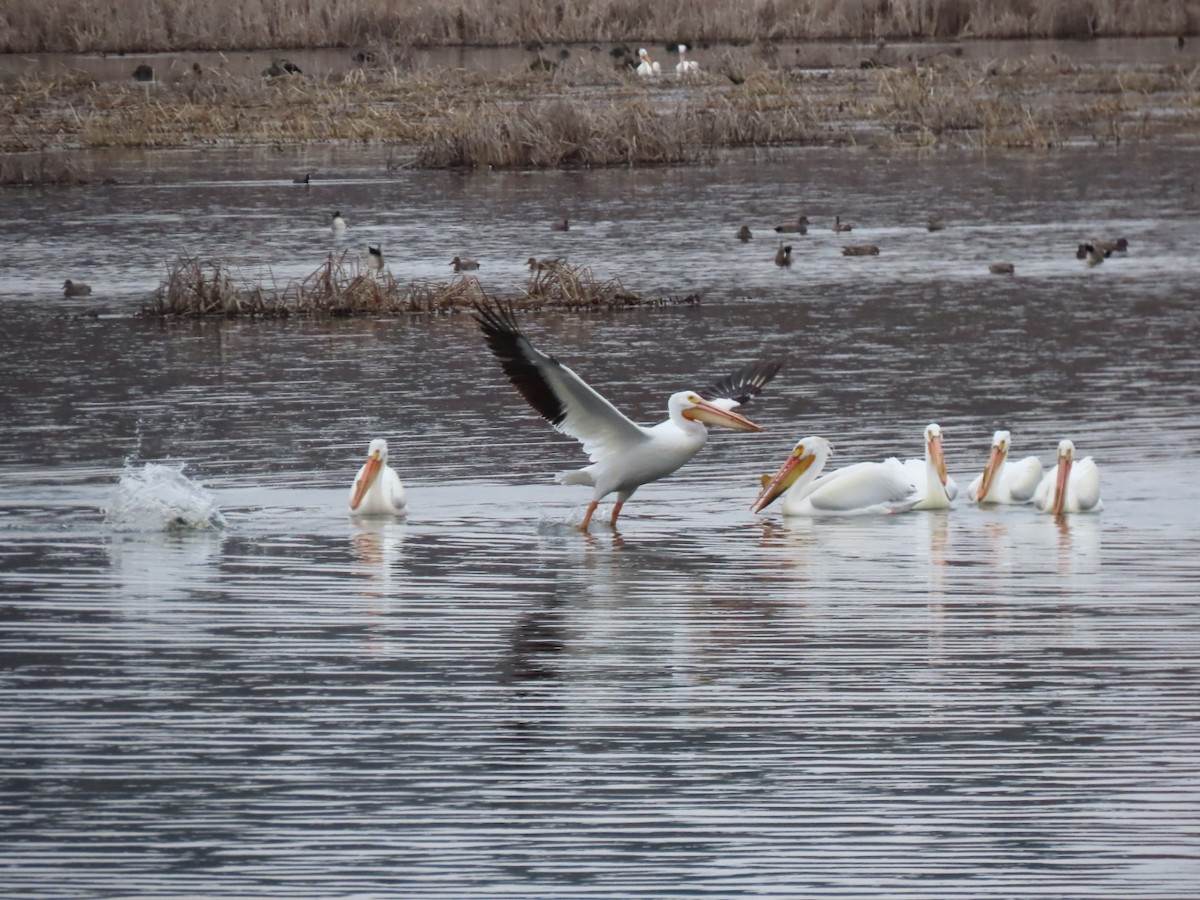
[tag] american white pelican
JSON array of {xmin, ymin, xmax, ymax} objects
[
  {"xmin": 349, "ymin": 438, "xmax": 407, "ymax": 516},
  {"xmin": 752, "ymin": 436, "xmax": 920, "ymax": 517},
  {"xmin": 967, "ymin": 430, "xmax": 1042, "ymax": 504},
  {"xmin": 901, "ymin": 423, "xmax": 958, "ymax": 509},
  {"xmin": 473, "ymin": 301, "xmax": 779, "ymax": 529},
  {"xmin": 675, "ymin": 44, "xmax": 699, "ymax": 75},
  {"xmin": 330, "ymin": 210, "xmax": 347, "ymax": 232},
  {"xmin": 1034, "ymin": 439, "xmax": 1103, "ymax": 515},
  {"xmin": 636, "ymin": 48, "xmax": 661, "ymax": 77}
]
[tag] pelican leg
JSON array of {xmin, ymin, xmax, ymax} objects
[
  {"xmin": 609, "ymin": 499, "xmax": 626, "ymax": 527},
  {"xmin": 580, "ymin": 500, "xmax": 599, "ymax": 530}
]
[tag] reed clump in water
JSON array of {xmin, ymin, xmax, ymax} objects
[
  {"xmin": 146, "ymin": 253, "xmax": 693, "ymax": 318},
  {"xmin": 2, "ymin": 0, "xmax": 1192, "ymax": 54}
]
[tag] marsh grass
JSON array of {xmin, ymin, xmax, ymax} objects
[
  {"xmin": 2, "ymin": 0, "xmax": 1194, "ymax": 54},
  {"xmin": 3, "ymin": 43, "xmax": 1196, "ymax": 162},
  {"xmin": 146, "ymin": 253, "xmax": 694, "ymax": 318}
]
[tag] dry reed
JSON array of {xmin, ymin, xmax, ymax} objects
[
  {"xmin": 1, "ymin": 0, "xmax": 1194, "ymax": 54},
  {"xmin": 145, "ymin": 253, "xmax": 696, "ymax": 319}
]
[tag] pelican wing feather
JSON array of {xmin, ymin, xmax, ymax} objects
[{"xmin": 473, "ymin": 302, "xmax": 648, "ymax": 463}]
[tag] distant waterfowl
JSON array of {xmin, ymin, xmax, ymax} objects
[
  {"xmin": 901, "ymin": 423, "xmax": 958, "ymax": 510},
  {"xmin": 131, "ymin": 64, "xmax": 154, "ymax": 82},
  {"xmin": 473, "ymin": 300, "xmax": 776, "ymax": 530},
  {"xmin": 737, "ymin": 225, "xmax": 752, "ymax": 241},
  {"xmin": 926, "ymin": 216, "xmax": 946, "ymax": 232},
  {"xmin": 989, "ymin": 262, "xmax": 1015, "ymax": 275},
  {"xmin": 527, "ymin": 256, "xmax": 562, "ymax": 272},
  {"xmin": 842, "ymin": 244, "xmax": 880, "ymax": 256},
  {"xmin": 452, "ymin": 256, "xmax": 480, "ymax": 272},
  {"xmin": 62, "ymin": 279, "xmax": 92, "ymax": 297},
  {"xmin": 1094, "ymin": 237, "xmax": 1129, "ymax": 255},
  {"xmin": 292, "ymin": 173, "xmax": 310, "ymax": 184},
  {"xmin": 833, "ymin": 215, "xmax": 854, "ymax": 233},
  {"xmin": 636, "ymin": 48, "xmax": 662, "ymax": 77},
  {"xmin": 263, "ymin": 58, "xmax": 301, "ymax": 78},
  {"xmin": 967, "ymin": 430, "xmax": 1042, "ymax": 505},
  {"xmin": 752, "ymin": 436, "xmax": 922, "ymax": 517},
  {"xmin": 349, "ymin": 438, "xmax": 407, "ymax": 516},
  {"xmin": 775, "ymin": 243, "xmax": 793, "ymax": 267},
  {"xmin": 551, "ymin": 218, "xmax": 570, "ymax": 232},
  {"xmin": 1077, "ymin": 242, "xmax": 1105, "ymax": 266},
  {"xmin": 675, "ymin": 44, "xmax": 700, "ymax": 75},
  {"xmin": 1034, "ymin": 439, "xmax": 1103, "ymax": 515},
  {"xmin": 367, "ymin": 245, "xmax": 384, "ymax": 272},
  {"xmin": 330, "ymin": 211, "xmax": 347, "ymax": 232},
  {"xmin": 774, "ymin": 215, "xmax": 809, "ymax": 234}
]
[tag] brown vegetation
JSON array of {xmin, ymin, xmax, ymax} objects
[
  {"xmin": 1, "ymin": 33, "xmax": 1197, "ymax": 172},
  {"xmin": 144, "ymin": 253, "xmax": 697, "ymax": 319},
  {"xmin": 1, "ymin": 0, "xmax": 1195, "ymax": 54}
]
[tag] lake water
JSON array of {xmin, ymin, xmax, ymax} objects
[{"xmin": 2, "ymin": 143, "xmax": 1200, "ymax": 897}]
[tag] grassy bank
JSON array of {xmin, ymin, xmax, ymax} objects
[
  {"xmin": 1, "ymin": 0, "xmax": 1196, "ymax": 54},
  {"xmin": 3, "ymin": 46, "xmax": 1196, "ymax": 173}
]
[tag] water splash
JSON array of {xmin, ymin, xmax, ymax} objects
[{"xmin": 105, "ymin": 462, "xmax": 226, "ymax": 532}]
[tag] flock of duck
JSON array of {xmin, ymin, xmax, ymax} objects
[{"xmin": 348, "ymin": 300, "xmax": 1103, "ymax": 527}]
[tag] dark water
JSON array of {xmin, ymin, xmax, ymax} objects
[{"xmin": 2, "ymin": 145, "xmax": 1200, "ymax": 897}]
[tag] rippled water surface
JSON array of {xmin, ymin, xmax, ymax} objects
[{"xmin": 3, "ymin": 145, "xmax": 1200, "ymax": 897}]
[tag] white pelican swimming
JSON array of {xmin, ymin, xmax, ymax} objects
[
  {"xmin": 752, "ymin": 436, "xmax": 920, "ymax": 517},
  {"xmin": 901, "ymin": 423, "xmax": 958, "ymax": 509},
  {"xmin": 1033, "ymin": 439, "xmax": 1103, "ymax": 515},
  {"xmin": 636, "ymin": 48, "xmax": 661, "ymax": 77},
  {"xmin": 330, "ymin": 210, "xmax": 347, "ymax": 232},
  {"xmin": 675, "ymin": 44, "xmax": 699, "ymax": 75},
  {"xmin": 349, "ymin": 438, "xmax": 407, "ymax": 516},
  {"xmin": 473, "ymin": 301, "xmax": 779, "ymax": 529},
  {"xmin": 967, "ymin": 429, "xmax": 1042, "ymax": 504}
]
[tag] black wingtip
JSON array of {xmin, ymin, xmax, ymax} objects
[
  {"xmin": 472, "ymin": 300, "xmax": 569, "ymax": 428},
  {"xmin": 700, "ymin": 360, "xmax": 783, "ymax": 406}
]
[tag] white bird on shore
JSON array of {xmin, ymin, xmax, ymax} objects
[
  {"xmin": 349, "ymin": 438, "xmax": 407, "ymax": 516},
  {"xmin": 752, "ymin": 436, "xmax": 920, "ymax": 517},
  {"xmin": 901, "ymin": 423, "xmax": 957, "ymax": 509},
  {"xmin": 967, "ymin": 430, "xmax": 1042, "ymax": 504},
  {"xmin": 675, "ymin": 44, "xmax": 700, "ymax": 75},
  {"xmin": 636, "ymin": 48, "xmax": 661, "ymax": 77},
  {"xmin": 1034, "ymin": 439, "xmax": 1103, "ymax": 515},
  {"xmin": 473, "ymin": 301, "xmax": 779, "ymax": 530}
]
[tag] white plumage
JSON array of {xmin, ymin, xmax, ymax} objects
[
  {"xmin": 474, "ymin": 301, "xmax": 778, "ymax": 529},
  {"xmin": 636, "ymin": 48, "xmax": 661, "ymax": 77},
  {"xmin": 675, "ymin": 44, "xmax": 700, "ymax": 75},
  {"xmin": 752, "ymin": 436, "xmax": 921, "ymax": 517},
  {"xmin": 967, "ymin": 429, "xmax": 1043, "ymax": 504},
  {"xmin": 900, "ymin": 422, "xmax": 958, "ymax": 510},
  {"xmin": 349, "ymin": 438, "xmax": 407, "ymax": 516},
  {"xmin": 1033, "ymin": 439, "xmax": 1103, "ymax": 515}
]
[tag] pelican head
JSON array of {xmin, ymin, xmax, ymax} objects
[
  {"xmin": 752, "ymin": 436, "xmax": 833, "ymax": 513},
  {"xmin": 678, "ymin": 44, "xmax": 688, "ymax": 55},
  {"xmin": 639, "ymin": 48, "xmax": 650, "ymax": 60},
  {"xmin": 974, "ymin": 429, "xmax": 1012, "ymax": 502},
  {"xmin": 350, "ymin": 438, "xmax": 389, "ymax": 511},
  {"xmin": 924, "ymin": 423, "xmax": 949, "ymax": 486},
  {"xmin": 672, "ymin": 392, "xmax": 763, "ymax": 432},
  {"xmin": 1050, "ymin": 438, "xmax": 1076, "ymax": 516}
]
